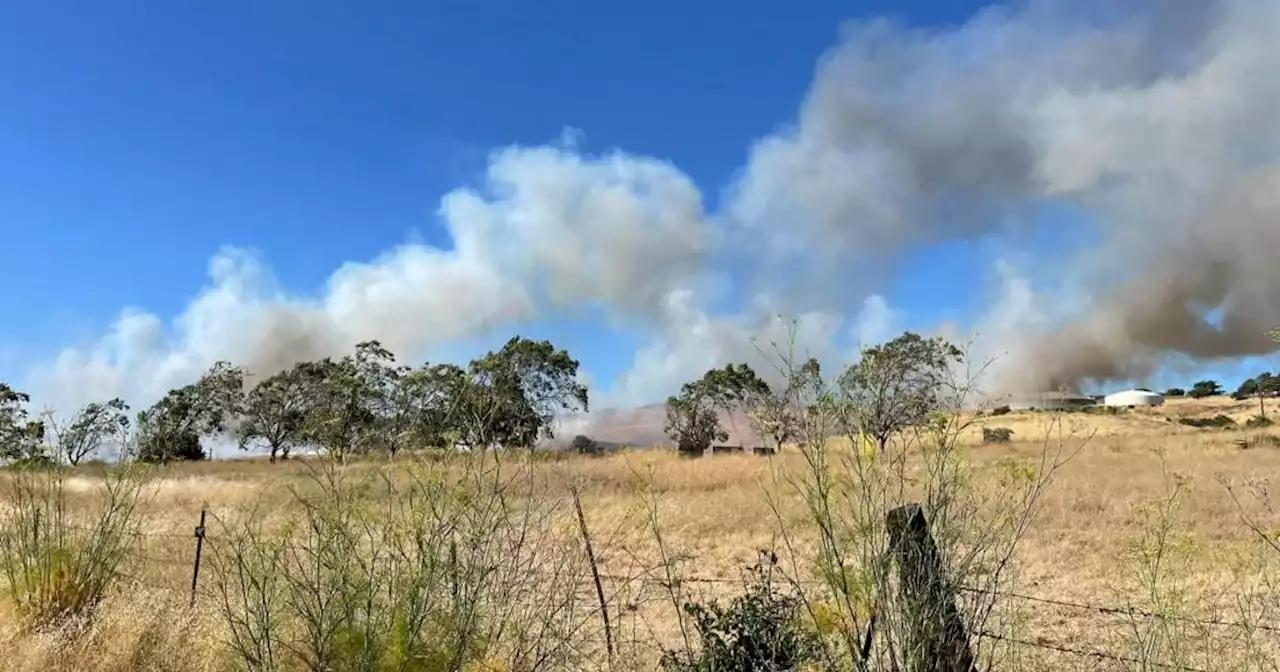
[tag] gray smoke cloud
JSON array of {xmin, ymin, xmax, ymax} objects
[
  {"xmin": 20, "ymin": 0, "xmax": 1280, "ymax": 419},
  {"xmin": 730, "ymin": 0, "xmax": 1280, "ymax": 393}
]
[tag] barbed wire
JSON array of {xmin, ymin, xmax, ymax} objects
[
  {"xmin": 106, "ymin": 523, "xmax": 1280, "ymax": 629},
  {"xmin": 978, "ymin": 630, "xmax": 1209, "ymax": 672},
  {"xmin": 957, "ymin": 584, "xmax": 1280, "ymax": 634},
  {"xmin": 40, "ymin": 515, "xmax": 1280, "ymax": 670}
]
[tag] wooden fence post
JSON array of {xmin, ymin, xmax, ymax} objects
[
  {"xmin": 190, "ymin": 507, "xmax": 207, "ymax": 609},
  {"xmin": 572, "ymin": 486, "xmax": 615, "ymax": 666},
  {"xmin": 886, "ymin": 503, "xmax": 975, "ymax": 672}
]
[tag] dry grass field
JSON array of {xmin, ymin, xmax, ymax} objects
[{"xmin": 4, "ymin": 395, "xmax": 1280, "ymax": 671}]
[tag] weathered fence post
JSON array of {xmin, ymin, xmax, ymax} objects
[
  {"xmin": 572, "ymin": 486, "xmax": 615, "ymax": 666},
  {"xmin": 886, "ymin": 503, "xmax": 975, "ymax": 672},
  {"xmin": 190, "ymin": 507, "xmax": 207, "ymax": 609}
]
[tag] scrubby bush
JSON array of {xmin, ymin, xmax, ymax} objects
[
  {"xmin": 0, "ymin": 463, "xmax": 147, "ymax": 630},
  {"xmin": 572, "ymin": 434, "xmax": 613, "ymax": 455},
  {"xmin": 210, "ymin": 454, "xmax": 593, "ymax": 672},
  {"xmin": 1178, "ymin": 414, "xmax": 1236, "ymax": 429},
  {"xmin": 1246, "ymin": 415, "xmax": 1274, "ymax": 429},
  {"xmin": 990, "ymin": 405, "xmax": 1011, "ymax": 416},
  {"xmin": 982, "ymin": 427, "xmax": 1014, "ymax": 444},
  {"xmin": 659, "ymin": 552, "xmax": 821, "ymax": 672}
]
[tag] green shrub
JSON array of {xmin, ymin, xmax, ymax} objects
[
  {"xmin": 982, "ymin": 427, "xmax": 1014, "ymax": 444},
  {"xmin": 659, "ymin": 551, "xmax": 821, "ymax": 672},
  {"xmin": 1178, "ymin": 415, "xmax": 1236, "ymax": 429},
  {"xmin": 211, "ymin": 455, "xmax": 585, "ymax": 672},
  {"xmin": 0, "ymin": 464, "xmax": 146, "ymax": 630}
]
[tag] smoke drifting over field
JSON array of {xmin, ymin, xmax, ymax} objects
[{"xmin": 24, "ymin": 0, "xmax": 1280, "ymax": 413}]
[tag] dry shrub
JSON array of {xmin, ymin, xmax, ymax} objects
[
  {"xmin": 0, "ymin": 464, "xmax": 147, "ymax": 631},
  {"xmin": 208, "ymin": 453, "xmax": 605, "ymax": 672},
  {"xmin": 755, "ymin": 335, "xmax": 1079, "ymax": 671}
]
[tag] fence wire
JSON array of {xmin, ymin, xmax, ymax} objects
[{"xmin": 78, "ymin": 518, "xmax": 1280, "ymax": 671}]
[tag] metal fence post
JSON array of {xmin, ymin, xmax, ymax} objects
[{"xmin": 190, "ymin": 507, "xmax": 207, "ymax": 608}]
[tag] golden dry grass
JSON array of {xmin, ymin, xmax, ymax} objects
[{"xmin": 3, "ymin": 395, "xmax": 1280, "ymax": 670}]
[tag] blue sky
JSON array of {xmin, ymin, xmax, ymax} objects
[{"xmin": 1, "ymin": 0, "xmax": 1272, "ymax": 407}]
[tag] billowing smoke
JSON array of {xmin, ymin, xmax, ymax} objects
[
  {"xmin": 729, "ymin": 0, "xmax": 1280, "ymax": 393},
  {"xmin": 20, "ymin": 0, "xmax": 1280, "ymax": 419}
]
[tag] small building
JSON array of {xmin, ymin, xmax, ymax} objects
[
  {"xmin": 1008, "ymin": 391, "xmax": 1097, "ymax": 411},
  {"xmin": 1103, "ymin": 389, "xmax": 1165, "ymax": 408}
]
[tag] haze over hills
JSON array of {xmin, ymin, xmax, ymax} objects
[{"xmin": 559, "ymin": 404, "xmax": 761, "ymax": 449}]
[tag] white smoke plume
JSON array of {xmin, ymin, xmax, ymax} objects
[
  {"xmin": 19, "ymin": 0, "xmax": 1280, "ymax": 426},
  {"xmin": 728, "ymin": 0, "xmax": 1280, "ymax": 393}
]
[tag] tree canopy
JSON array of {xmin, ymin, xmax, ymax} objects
[
  {"xmin": 0, "ymin": 383, "xmax": 44, "ymax": 463},
  {"xmin": 836, "ymin": 332, "xmax": 963, "ymax": 451},
  {"xmin": 1189, "ymin": 380, "xmax": 1224, "ymax": 399},
  {"xmin": 0, "ymin": 332, "xmax": 594, "ymax": 467},
  {"xmin": 664, "ymin": 379, "xmax": 728, "ymax": 457},
  {"xmin": 48, "ymin": 398, "xmax": 130, "ymax": 466}
]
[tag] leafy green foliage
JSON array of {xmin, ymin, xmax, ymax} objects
[
  {"xmin": 665, "ymin": 380, "xmax": 728, "ymax": 457},
  {"xmin": 1178, "ymin": 414, "xmax": 1236, "ymax": 428},
  {"xmin": 836, "ymin": 332, "xmax": 963, "ymax": 451},
  {"xmin": 462, "ymin": 336, "xmax": 589, "ymax": 450},
  {"xmin": 0, "ymin": 383, "xmax": 45, "ymax": 463},
  {"xmin": 660, "ymin": 552, "xmax": 821, "ymax": 672},
  {"xmin": 0, "ymin": 465, "xmax": 146, "ymax": 629},
  {"xmin": 293, "ymin": 341, "xmax": 396, "ymax": 461},
  {"xmin": 237, "ymin": 367, "xmax": 311, "ymax": 462},
  {"xmin": 5, "ymin": 332, "xmax": 591, "ymax": 465},
  {"xmin": 1188, "ymin": 380, "xmax": 1223, "ymax": 399},
  {"xmin": 699, "ymin": 363, "xmax": 772, "ymax": 416},
  {"xmin": 982, "ymin": 427, "xmax": 1014, "ymax": 444},
  {"xmin": 406, "ymin": 363, "xmax": 468, "ymax": 449},
  {"xmin": 571, "ymin": 434, "xmax": 603, "ymax": 454},
  {"xmin": 697, "ymin": 360, "xmax": 823, "ymax": 452},
  {"xmin": 209, "ymin": 458, "xmax": 569, "ymax": 671},
  {"xmin": 1164, "ymin": 388, "xmax": 1186, "ymax": 397},
  {"xmin": 49, "ymin": 398, "xmax": 130, "ymax": 466},
  {"xmin": 136, "ymin": 361, "xmax": 246, "ymax": 463},
  {"xmin": 1233, "ymin": 373, "xmax": 1280, "ymax": 420}
]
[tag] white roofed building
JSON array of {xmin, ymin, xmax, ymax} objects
[{"xmin": 1103, "ymin": 389, "xmax": 1165, "ymax": 407}]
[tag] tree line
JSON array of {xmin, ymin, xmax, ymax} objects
[
  {"xmin": 1165, "ymin": 373, "xmax": 1280, "ymax": 402},
  {"xmin": 0, "ymin": 336, "xmax": 588, "ymax": 465},
  {"xmin": 662, "ymin": 332, "xmax": 964, "ymax": 455},
  {"xmin": 4, "ymin": 327, "xmax": 1275, "ymax": 465}
]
